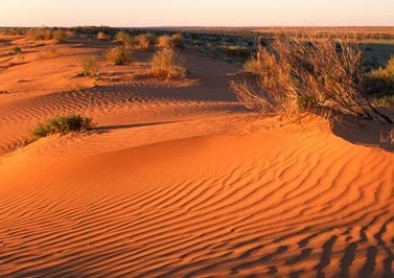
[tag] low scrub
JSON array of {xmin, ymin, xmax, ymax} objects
[
  {"xmin": 158, "ymin": 35, "xmax": 172, "ymax": 48},
  {"xmin": 106, "ymin": 47, "xmax": 132, "ymax": 65},
  {"xmin": 82, "ymin": 55, "xmax": 100, "ymax": 78},
  {"xmin": 231, "ymin": 34, "xmax": 392, "ymax": 123},
  {"xmin": 367, "ymin": 56, "xmax": 394, "ymax": 92},
  {"xmin": 150, "ymin": 48, "xmax": 186, "ymax": 79},
  {"xmin": 116, "ymin": 31, "xmax": 133, "ymax": 48},
  {"xmin": 97, "ymin": 31, "xmax": 111, "ymax": 41},
  {"xmin": 171, "ymin": 33, "xmax": 184, "ymax": 48},
  {"xmin": 32, "ymin": 115, "xmax": 94, "ymax": 138},
  {"xmin": 135, "ymin": 33, "xmax": 156, "ymax": 50}
]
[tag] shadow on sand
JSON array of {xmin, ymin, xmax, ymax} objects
[{"xmin": 329, "ymin": 113, "xmax": 394, "ymax": 152}]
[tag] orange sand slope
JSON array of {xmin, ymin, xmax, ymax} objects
[{"xmin": 0, "ymin": 37, "xmax": 393, "ymax": 277}]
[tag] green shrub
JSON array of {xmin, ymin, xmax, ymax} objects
[
  {"xmin": 150, "ymin": 48, "xmax": 186, "ymax": 79},
  {"xmin": 106, "ymin": 47, "xmax": 132, "ymax": 65},
  {"xmin": 82, "ymin": 55, "xmax": 100, "ymax": 77},
  {"xmin": 32, "ymin": 115, "xmax": 94, "ymax": 138}
]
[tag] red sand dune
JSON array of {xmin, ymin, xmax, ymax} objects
[{"xmin": 0, "ymin": 37, "xmax": 393, "ymax": 277}]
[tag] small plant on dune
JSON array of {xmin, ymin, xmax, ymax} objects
[
  {"xmin": 135, "ymin": 33, "xmax": 156, "ymax": 51},
  {"xmin": 82, "ymin": 55, "xmax": 100, "ymax": 78},
  {"xmin": 97, "ymin": 31, "xmax": 111, "ymax": 41},
  {"xmin": 231, "ymin": 34, "xmax": 392, "ymax": 123},
  {"xmin": 150, "ymin": 48, "xmax": 186, "ymax": 79},
  {"xmin": 106, "ymin": 46, "xmax": 132, "ymax": 65},
  {"xmin": 374, "ymin": 95, "xmax": 394, "ymax": 107},
  {"xmin": 12, "ymin": 47, "xmax": 22, "ymax": 55},
  {"xmin": 171, "ymin": 33, "xmax": 184, "ymax": 48},
  {"xmin": 158, "ymin": 34, "xmax": 172, "ymax": 48},
  {"xmin": 53, "ymin": 29, "xmax": 72, "ymax": 42},
  {"xmin": 367, "ymin": 56, "xmax": 394, "ymax": 92},
  {"xmin": 27, "ymin": 28, "xmax": 53, "ymax": 41},
  {"xmin": 32, "ymin": 115, "xmax": 95, "ymax": 138},
  {"xmin": 116, "ymin": 31, "xmax": 133, "ymax": 48}
]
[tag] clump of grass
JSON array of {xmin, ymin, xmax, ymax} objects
[
  {"xmin": 116, "ymin": 31, "xmax": 133, "ymax": 48},
  {"xmin": 375, "ymin": 95, "xmax": 394, "ymax": 107},
  {"xmin": 150, "ymin": 48, "xmax": 186, "ymax": 79},
  {"xmin": 158, "ymin": 35, "xmax": 172, "ymax": 48},
  {"xmin": 368, "ymin": 56, "xmax": 394, "ymax": 92},
  {"xmin": 27, "ymin": 28, "xmax": 53, "ymax": 40},
  {"xmin": 82, "ymin": 55, "xmax": 100, "ymax": 78},
  {"xmin": 97, "ymin": 31, "xmax": 111, "ymax": 41},
  {"xmin": 12, "ymin": 47, "xmax": 22, "ymax": 55},
  {"xmin": 135, "ymin": 33, "xmax": 156, "ymax": 51},
  {"xmin": 53, "ymin": 29, "xmax": 72, "ymax": 42},
  {"xmin": 32, "ymin": 115, "xmax": 94, "ymax": 138},
  {"xmin": 106, "ymin": 47, "xmax": 132, "ymax": 65},
  {"xmin": 171, "ymin": 33, "xmax": 184, "ymax": 48}
]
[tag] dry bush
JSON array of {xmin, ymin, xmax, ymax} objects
[
  {"xmin": 135, "ymin": 33, "xmax": 156, "ymax": 51},
  {"xmin": 231, "ymin": 34, "xmax": 392, "ymax": 123},
  {"xmin": 158, "ymin": 35, "xmax": 172, "ymax": 48},
  {"xmin": 116, "ymin": 31, "xmax": 133, "ymax": 48},
  {"xmin": 27, "ymin": 28, "xmax": 53, "ymax": 40},
  {"xmin": 97, "ymin": 31, "xmax": 111, "ymax": 41},
  {"xmin": 82, "ymin": 55, "xmax": 100, "ymax": 78},
  {"xmin": 150, "ymin": 48, "xmax": 186, "ymax": 79},
  {"xmin": 171, "ymin": 33, "xmax": 184, "ymax": 48},
  {"xmin": 53, "ymin": 29, "xmax": 72, "ymax": 42},
  {"xmin": 106, "ymin": 46, "xmax": 132, "ymax": 65}
]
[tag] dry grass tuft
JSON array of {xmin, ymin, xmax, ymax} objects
[
  {"xmin": 231, "ymin": 33, "xmax": 392, "ymax": 123},
  {"xmin": 106, "ymin": 47, "xmax": 132, "ymax": 65},
  {"xmin": 150, "ymin": 48, "xmax": 186, "ymax": 79},
  {"xmin": 135, "ymin": 33, "xmax": 156, "ymax": 51}
]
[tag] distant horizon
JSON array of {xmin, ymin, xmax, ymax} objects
[{"xmin": 1, "ymin": 0, "xmax": 394, "ymax": 27}]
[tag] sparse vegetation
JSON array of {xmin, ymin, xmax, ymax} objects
[
  {"xmin": 27, "ymin": 28, "xmax": 53, "ymax": 40},
  {"xmin": 12, "ymin": 46, "xmax": 22, "ymax": 55},
  {"xmin": 53, "ymin": 29, "xmax": 71, "ymax": 42},
  {"xmin": 150, "ymin": 48, "xmax": 186, "ymax": 79},
  {"xmin": 135, "ymin": 33, "xmax": 156, "ymax": 50},
  {"xmin": 97, "ymin": 31, "xmax": 111, "ymax": 41},
  {"xmin": 116, "ymin": 31, "xmax": 133, "ymax": 48},
  {"xmin": 368, "ymin": 56, "xmax": 394, "ymax": 92},
  {"xmin": 82, "ymin": 55, "xmax": 100, "ymax": 78},
  {"xmin": 32, "ymin": 115, "xmax": 94, "ymax": 138},
  {"xmin": 375, "ymin": 95, "xmax": 394, "ymax": 107},
  {"xmin": 231, "ymin": 34, "xmax": 392, "ymax": 123},
  {"xmin": 171, "ymin": 33, "xmax": 184, "ymax": 48},
  {"xmin": 158, "ymin": 35, "xmax": 172, "ymax": 48},
  {"xmin": 106, "ymin": 46, "xmax": 132, "ymax": 65}
]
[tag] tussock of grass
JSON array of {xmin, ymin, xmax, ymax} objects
[
  {"xmin": 97, "ymin": 31, "xmax": 111, "ymax": 41},
  {"xmin": 368, "ymin": 56, "xmax": 394, "ymax": 92},
  {"xmin": 82, "ymin": 55, "xmax": 100, "ymax": 78},
  {"xmin": 116, "ymin": 31, "xmax": 133, "ymax": 48},
  {"xmin": 106, "ymin": 47, "xmax": 132, "ymax": 65},
  {"xmin": 135, "ymin": 33, "xmax": 156, "ymax": 51},
  {"xmin": 32, "ymin": 115, "xmax": 94, "ymax": 138},
  {"xmin": 150, "ymin": 49, "xmax": 186, "ymax": 79}
]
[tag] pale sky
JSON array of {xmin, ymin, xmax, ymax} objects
[{"xmin": 1, "ymin": 0, "xmax": 393, "ymax": 27}]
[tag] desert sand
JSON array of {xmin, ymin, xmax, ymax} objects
[{"xmin": 0, "ymin": 36, "xmax": 393, "ymax": 277}]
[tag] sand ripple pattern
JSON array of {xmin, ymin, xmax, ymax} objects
[{"xmin": 0, "ymin": 132, "xmax": 393, "ymax": 277}]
